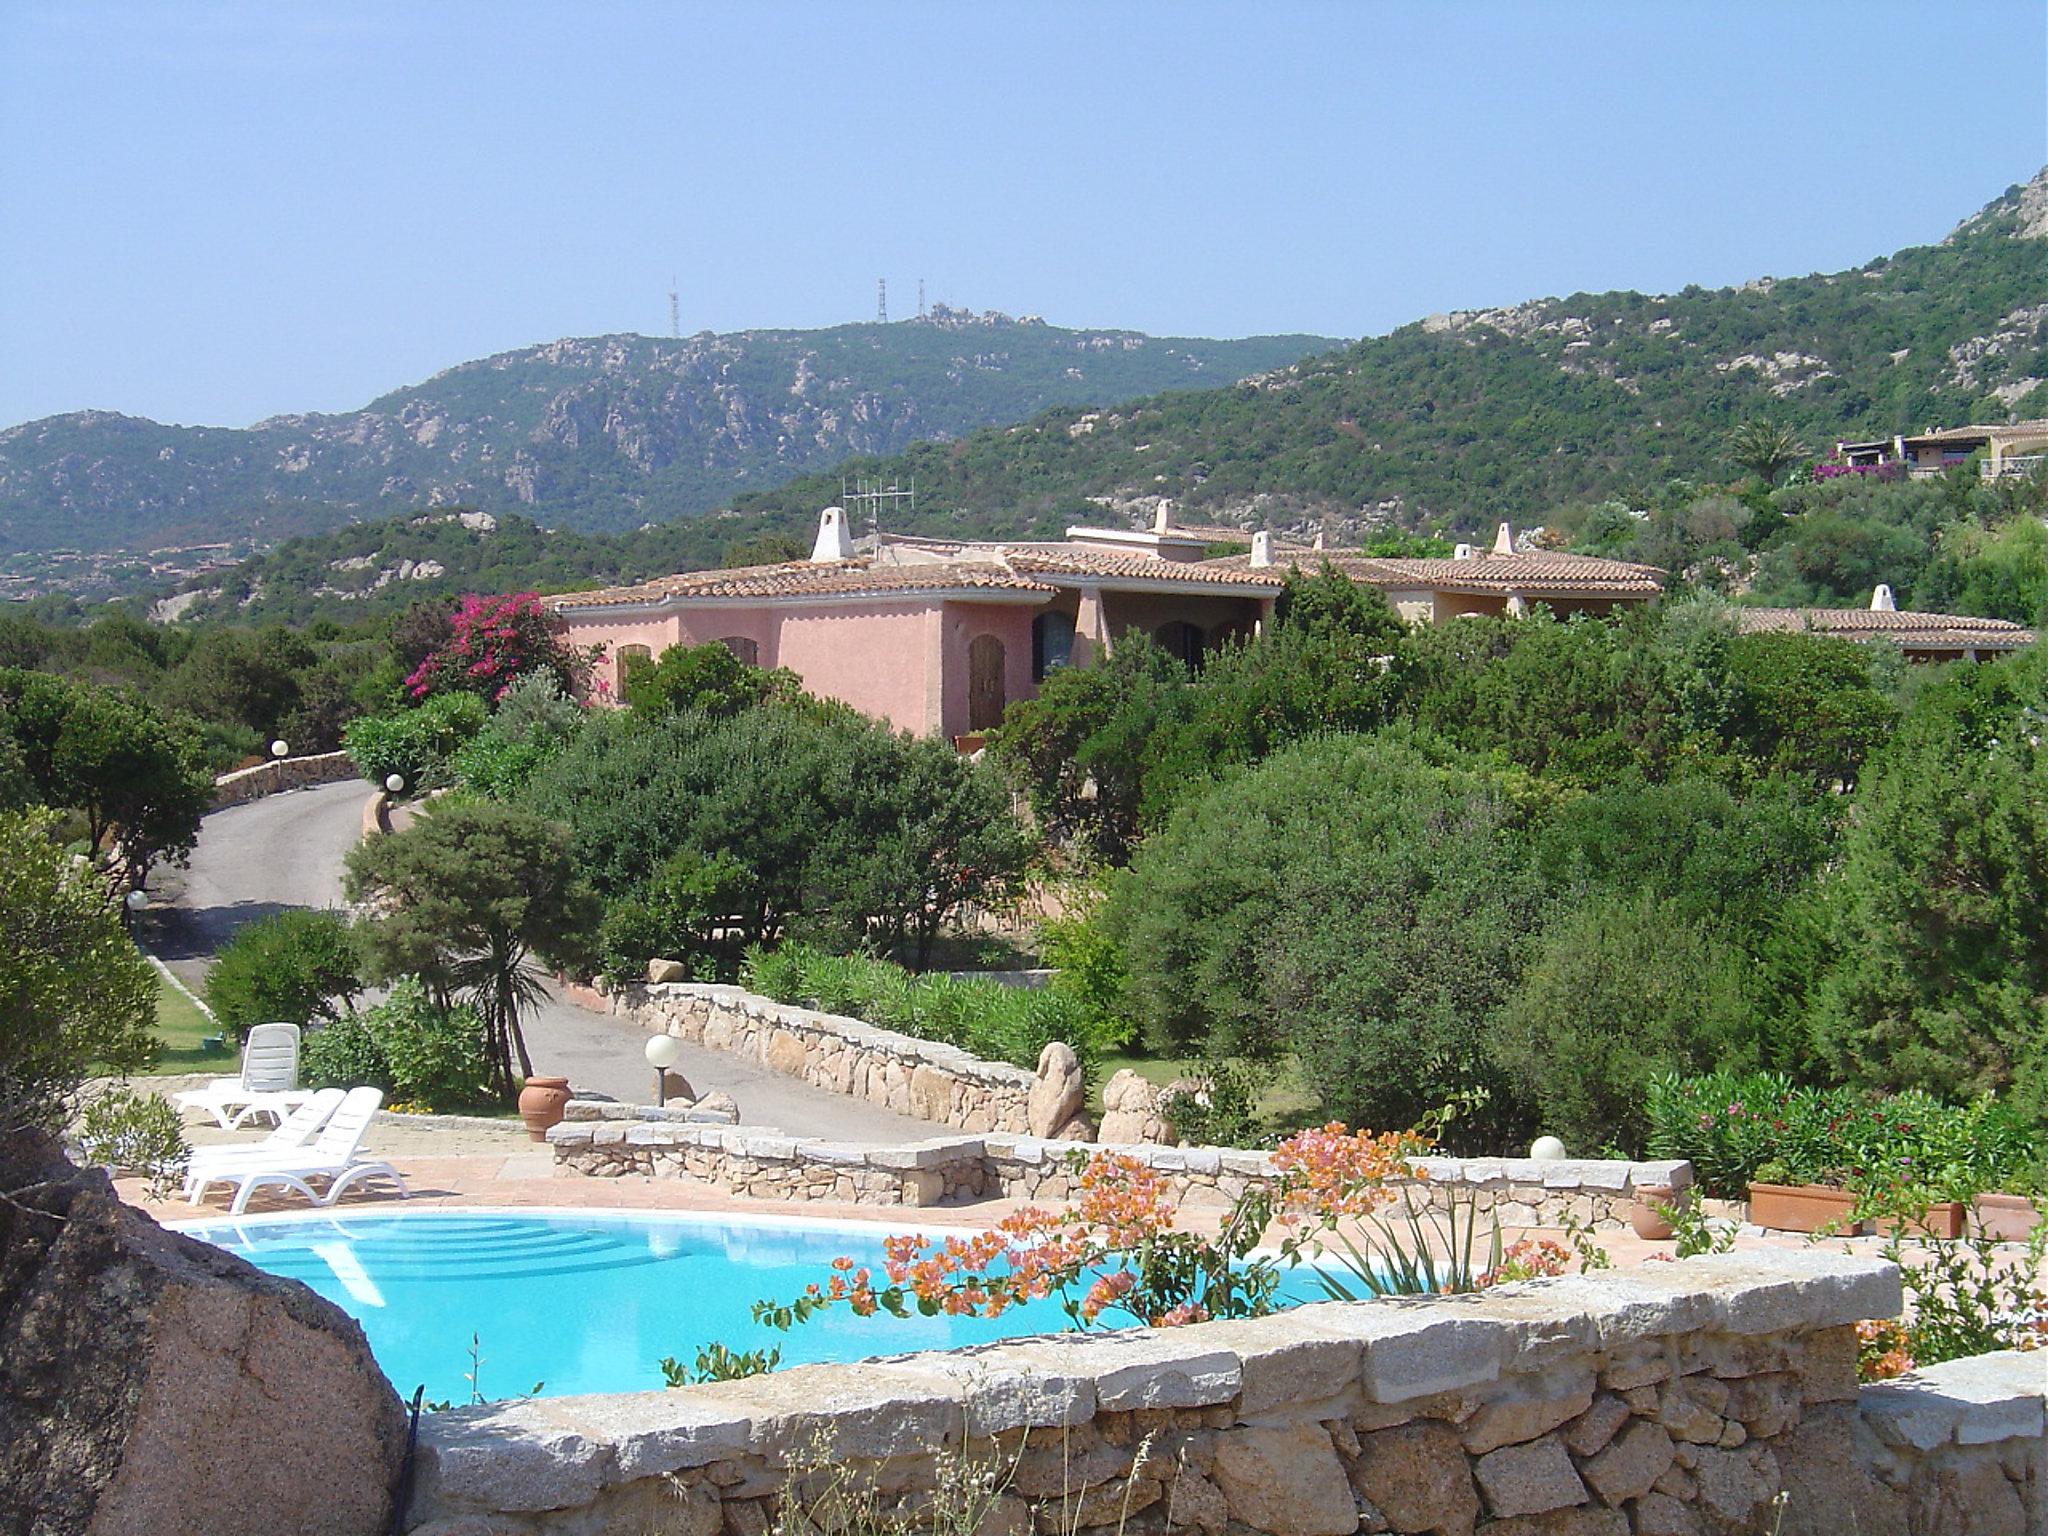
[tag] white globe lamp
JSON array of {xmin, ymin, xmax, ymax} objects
[
  {"xmin": 124, "ymin": 888, "xmax": 149, "ymax": 913},
  {"xmin": 385, "ymin": 773, "xmax": 406, "ymax": 794},
  {"xmin": 1529, "ymin": 1135, "xmax": 1567, "ymax": 1162},
  {"xmin": 645, "ymin": 1034, "xmax": 683, "ymax": 1106},
  {"xmin": 270, "ymin": 739, "xmax": 290, "ymax": 759}
]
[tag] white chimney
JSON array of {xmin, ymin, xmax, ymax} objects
[
  {"xmin": 1250, "ymin": 531, "xmax": 1273, "ymax": 568},
  {"xmin": 1153, "ymin": 504, "xmax": 1172, "ymax": 534},
  {"xmin": 1871, "ymin": 583, "xmax": 1896, "ymax": 612},
  {"xmin": 811, "ymin": 506, "xmax": 854, "ymax": 563},
  {"xmin": 1453, "ymin": 543, "xmax": 1476, "ymax": 560},
  {"xmin": 1493, "ymin": 522, "xmax": 1516, "ymax": 555}
]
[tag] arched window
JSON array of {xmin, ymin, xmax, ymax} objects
[
  {"xmin": 615, "ymin": 643, "xmax": 653, "ymax": 680},
  {"xmin": 1032, "ymin": 611, "xmax": 1076, "ymax": 682},
  {"xmin": 717, "ymin": 636, "xmax": 760, "ymax": 665},
  {"xmin": 1153, "ymin": 620, "xmax": 1206, "ymax": 671},
  {"xmin": 967, "ymin": 634, "xmax": 1007, "ymax": 732}
]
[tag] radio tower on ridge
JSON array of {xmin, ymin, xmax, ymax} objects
[
  {"xmin": 917, "ymin": 278, "xmax": 926, "ymax": 318},
  {"xmin": 668, "ymin": 276, "xmax": 680, "ymax": 339},
  {"xmin": 876, "ymin": 278, "xmax": 888, "ymax": 324}
]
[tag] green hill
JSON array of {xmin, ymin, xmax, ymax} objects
[
  {"xmin": 0, "ymin": 310, "xmax": 1337, "ymax": 559},
  {"xmin": 720, "ymin": 169, "xmax": 2047, "ymax": 543}
]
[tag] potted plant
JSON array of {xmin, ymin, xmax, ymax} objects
[
  {"xmin": 1971, "ymin": 1190, "xmax": 2044, "ymax": 1243},
  {"xmin": 1746, "ymin": 1160, "xmax": 1864, "ymax": 1235}
]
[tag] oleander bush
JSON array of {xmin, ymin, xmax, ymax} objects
[
  {"xmin": 1644, "ymin": 1069, "xmax": 2040, "ymax": 1199},
  {"xmin": 741, "ymin": 943, "xmax": 1096, "ymax": 1075},
  {"xmin": 342, "ymin": 691, "xmax": 488, "ymax": 790}
]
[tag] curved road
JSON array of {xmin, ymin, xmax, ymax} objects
[{"xmin": 151, "ymin": 779, "xmax": 931, "ymax": 1144}]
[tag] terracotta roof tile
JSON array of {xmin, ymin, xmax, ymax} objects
[
  {"xmin": 1004, "ymin": 548, "xmax": 1284, "ymax": 586},
  {"xmin": 553, "ymin": 558, "xmax": 1056, "ymax": 609},
  {"xmin": 1204, "ymin": 549, "xmax": 1665, "ymax": 597},
  {"xmin": 1734, "ymin": 607, "xmax": 2035, "ymax": 649}
]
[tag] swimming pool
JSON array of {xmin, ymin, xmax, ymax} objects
[{"xmin": 187, "ymin": 1208, "xmax": 1336, "ymax": 1400}]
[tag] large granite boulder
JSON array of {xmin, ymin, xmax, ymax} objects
[
  {"xmin": 0, "ymin": 1127, "xmax": 407, "ymax": 1536},
  {"xmin": 1027, "ymin": 1041, "xmax": 1090, "ymax": 1139},
  {"xmin": 1096, "ymin": 1069, "xmax": 1174, "ymax": 1145}
]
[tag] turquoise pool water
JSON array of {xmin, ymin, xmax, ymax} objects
[{"xmin": 189, "ymin": 1209, "xmax": 1334, "ymax": 1400}]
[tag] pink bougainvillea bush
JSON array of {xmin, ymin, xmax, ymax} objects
[{"xmin": 403, "ymin": 593, "xmax": 601, "ymax": 704}]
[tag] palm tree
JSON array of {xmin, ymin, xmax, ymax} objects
[{"xmin": 1725, "ymin": 420, "xmax": 1808, "ymax": 487}]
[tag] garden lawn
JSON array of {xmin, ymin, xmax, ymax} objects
[
  {"xmin": 1086, "ymin": 1051, "xmax": 1319, "ymax": 1129},
  {"xmin": 135, "ymin": 971, "xmax": 227, "ymax": 1075}
]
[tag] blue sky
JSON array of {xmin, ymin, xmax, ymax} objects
[{"xmin": 2, "ymin": 2, "xmax": 2043, "ymax": 430}]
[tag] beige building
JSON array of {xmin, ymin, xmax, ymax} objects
[
  {"xmin": 1734, "ymin": 583, "xmax": 2035, "ymax": 662},
  {"xmin": 1836, "ymin": 418, "xmax": 2048, "ymax": 479}
]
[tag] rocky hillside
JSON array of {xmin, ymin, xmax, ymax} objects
[
  {"xmin": 0, "ymin": 310, "xmax": 1337, "ymax": 557},
  {"xmin": 723, "ymin": 168, "xmax": 2048, "ymax": 545}
]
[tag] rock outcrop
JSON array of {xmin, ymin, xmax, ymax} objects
[
  {"xmin": 0, "ymin": 1128, "xmax": 406, "ymax": 1536},
  {"xmin": 1096, "ymin": 1068, "xmax": 1175, "ymax": 1145},
  {"xmin": 1027, "ymin": 1041, "xmax": 1090, "ymax": 1140}
]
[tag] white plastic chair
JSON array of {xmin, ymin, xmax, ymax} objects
[
  {"xmin": 180, "ymin": 1088, "xmax": 346, "ymax": 1195},
  {"xmin": 172, "ymin": 1022, "xmax": 314, "ymax": 1129},
  {"xmin": 185, "ymin": 1086, "xmax": 410, "ymax": 1215}
]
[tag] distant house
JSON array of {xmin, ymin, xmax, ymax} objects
[
  {"xmin": 1733, "ymin": 584, "xmax": 2035, "ymax": 662},
  {"xmin": 553, "ymin": 511, "xmax": 2026, "ymax": 741},
  {"xmin": 1214, "ymin": 522, "xmax": 1666, "ymax": 624},
  {"xmin": 1834, "ymin": 419, "xmax": 2048, "ymax": 480},
  {"xmin": 552, "ymin": 508, "xmax": 1279, "ymax": 741}
]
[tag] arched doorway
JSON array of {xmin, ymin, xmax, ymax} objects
[
  {"xmin": 716, "ymin": 636, "xmax": 760, "ymax": 665},
  {"xmin": 968, "ymin": 634, "xmax": 1007, "ymax": 732},
  {"xmin": 614, "ymin": 643, "xmax": 653, "ymax": 690}
]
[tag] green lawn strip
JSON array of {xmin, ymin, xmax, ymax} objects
[
  {"xmin": 134, "ymin": 970, "xmax": 228, "ymax": 1075},
  {"xmin": 1085, "ymin": 1050, "xmax": 1317, "ymax": 1130}
]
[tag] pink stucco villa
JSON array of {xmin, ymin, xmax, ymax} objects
[{"xmin": 551, "ymin": 509, "xmax": 1670, "ymax": 741}]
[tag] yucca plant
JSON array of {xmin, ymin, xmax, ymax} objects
[{"xmin": 1296, "ymin": 1185, "xmax": 1504, "ymax": 1298}]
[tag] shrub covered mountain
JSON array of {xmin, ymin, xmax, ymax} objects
[
  {"xmin": 48, "ymin": 168, "xmax": 2048, "ymax": 626},
  {"xmin": 719, "ymin": 169, "xmax": 2047, "ymax": 542},
  {"xmin": 0, "ymin": 308, "xmax": 1338, "ymax": 557}
]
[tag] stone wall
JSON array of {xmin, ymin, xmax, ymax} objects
[
  {"xmin": 403, "ymin": 1251, "xmax": 2045, "ymax": 1536},
  {"xmin": 601, "ymin": 982, "xmax": 1053, "ymax": 1135},
  {"xmin": 211, "ymin": 750, "xmax": 359, "ymax": 808},
  {"xmin": 550, "ymin": 1119, "xmax": 1692, "ymax": 1230}
]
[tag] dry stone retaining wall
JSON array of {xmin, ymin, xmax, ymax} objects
[
  {"xmin": 601, "ymin": 982, "xmax": 1046, "ymax": 1135},
  {"xmin": 210, "ymin": 749, "xmax": 359, "ymax": 808},
  {"xmin": 550, "ymin": 1117, "xmax": 1691, "ymax": 1230},
  {"xmin": 403, "ymin": 1251, "xmax": 2046, "ymax": 1535}
]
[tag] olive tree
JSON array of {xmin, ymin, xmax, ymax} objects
[{"xmin": 1, "ymin": 808, "xmax": 158, "ymax": 1135}]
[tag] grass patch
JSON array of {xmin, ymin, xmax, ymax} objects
[
  {"xmin": 134, "ymin": 972, "xmax": 229, "ymax": 1076},
  {"xmin": 1085, "ymin": 1050, "xmax": 1320, "ymax": 1130}
]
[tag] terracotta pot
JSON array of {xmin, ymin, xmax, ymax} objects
[
  {"xmin": 1746, "ymin": 1181, "xmax": 1865, "ymax": 1235},
  {"xmin": 1874, "ymin": 1201, "xmax": 1967, "ymax": 1240},
  {"xmin": 517, "ymin": 1075, "xmax": 572, "ymax": 1141},
  {"xmin": 1629, "ymin": 1184, "xmax": 1678, "ymax": 1241},
  {"xmin": 1972, "ymin": 1192, "xmax": 2043, "ymax": 1243}
]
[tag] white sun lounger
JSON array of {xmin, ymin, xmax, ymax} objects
[
  {"xmin": 172, "ymin": 1022, "xmax": 315, "ymax": 1130},
  {"xmin": 187, "ymin": 1086, "xmax": 410, "ymax": 1215},
  {"xmin": 181, "ymin": 1088, "xmax": 346, "ymax": 1193}
]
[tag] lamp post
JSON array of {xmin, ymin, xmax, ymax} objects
[
  {"xmin": 124, "ymin": 888, "xmax": 149, "ymax": 913},
  {"xmin": 645, "ymin": 1034, "xmax": 683, "ymax": 1107},
  {"xmin": 270, "ymin": 739, "xmax": 290, "ymax": 759},
  {"xmin": 385, "ymin": 773, "xmax": 406, "ymax": 795}
]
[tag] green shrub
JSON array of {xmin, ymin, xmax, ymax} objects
[
  {"xmin": 1645, "ymin": 1070, "xmax": 2041, "ymax": 1200},
  {"xmin": 598, "ymin": 850, "xmax": 753, "ymax": 984},
  {"xmin": 203, "ymin": 909, "xmax": 359, "ymax": 1040},
  {"xmin": 368, "ymin": 980, "xmax": 493, "ymax": 1111},
  {"xmin": 75, "ymin": 1087, "xmax": 190, "ymax": 1198},
  {"xmin": 302, "ymin": 1015, "xmax": 393, "ymax": 1094},
  {"xmin": 1038, "ymin": 878, "xmax": 1137, "ymax": 1052},
  {"xmin": 1160, "ymin": 1058, "xmax": 1264, "ymax": 1148},
  {"xmin": 342, "ymin": 692, "xmax": 487, "ymax": 790},
  {"xmin": 741, "ymin": 943, "xmax": 1093, "ymax": 1076}
]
